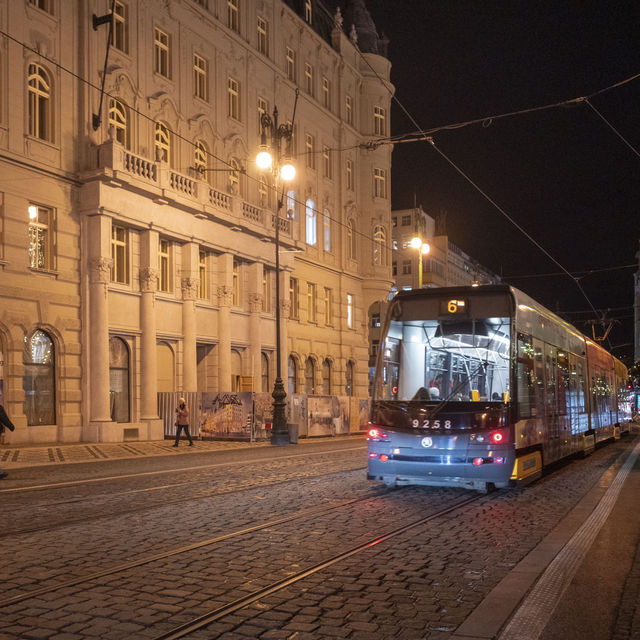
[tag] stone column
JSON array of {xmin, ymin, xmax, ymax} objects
[
  {"xmin": 140, "ymin": 229, "xmax": 159, "ymax": 420},
  {"xmin": 181, "ymin": 276, "xmax": 198, "ymax": 392},
  {"xmin": 280, "ymin": 270, "xmax": 291, "ymax": 385},
  {"xmin": 217, "ymin": 253, "xmax": 233, "ymax": 392},
  {"xmin": 248, "ymin": 262, "xmax": 264, "ymax": 392}
]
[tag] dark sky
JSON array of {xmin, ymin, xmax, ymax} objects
[{"xmin": 328, "ymin": 0, "xmax": 640, "ymax": 363}]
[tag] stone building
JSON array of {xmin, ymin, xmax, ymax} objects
[{"xmin": 0, "ymin": 0, "xmax": 393, "ymax": 443}]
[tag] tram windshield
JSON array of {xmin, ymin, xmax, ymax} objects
[{"xmin": 376, "ymin": 314, "xmax": 511, "ymax": 403}]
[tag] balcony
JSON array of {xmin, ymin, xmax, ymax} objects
[{"xmin": 86, "ymin": 139, "xmax": 294, "ymax": 242}]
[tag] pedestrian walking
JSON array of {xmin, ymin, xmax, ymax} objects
[
  {"xmin": 173, "ymin": 397, "xmax": 193, "ymax": 447},
  {"xmin": 0, "ymin": 403, "xmax": 16, "ymax": 479}
]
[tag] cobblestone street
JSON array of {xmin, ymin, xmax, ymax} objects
[{"xmin": 0, "ymin": 434, "xmax": 638, "ymax": 640}]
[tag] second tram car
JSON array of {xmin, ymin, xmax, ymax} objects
[{"xmin": 367, "ymin": 285, "xmax": 632, "ymax": 492}]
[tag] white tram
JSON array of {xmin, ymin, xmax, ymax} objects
[{"xmin": 367, "ymin": 285, "xmax": 632, "ymax": 492}]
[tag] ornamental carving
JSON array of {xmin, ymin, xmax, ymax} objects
[
  {"xmin": 249, "ymin": 293, "xmax": 263, "ymax": 314},
  {"xmin": 280, "ymin": 299, "xmax": 291, "ymax": 319},
  {"xmin": 217, "ymin": 285, "xmax": 233, "ymax": 307},
  {"xmin": 139, "ymin": 267, "xmax": 159, "ymax": 292},
  {"xmin": 89, "ymin": 257, "xmax": 113, "ymax": 284},
  {"xmin": 181, "ymin": 277, "xmax": 198, "ymax": 300}
]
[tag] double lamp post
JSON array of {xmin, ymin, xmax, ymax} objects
[{"xmin": 256, "ymin": 99, "xmax": 297, "ymax": 445}]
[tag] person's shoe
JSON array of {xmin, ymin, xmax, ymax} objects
[
  {"xmin": 172, "ymin": 444, "xmax": 178, "ymax": 448},
  {"xmin": 0, "ymin": 471, "xmax": 7, "ymax": 479},
  {"xmin": 189, "ymin": 443, "xmax": 194, "ymax": 446}
]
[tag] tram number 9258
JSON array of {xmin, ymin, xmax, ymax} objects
[{"xmin": 412, "ymin": 419, "xmax": 453, "ymax": 429}]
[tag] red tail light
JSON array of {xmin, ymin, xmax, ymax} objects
[
  {"xmin": 473, "ymin": 457, "xmax": 484, "ymax": 466},
  {"xmin": 379, "ymin": 454, "xmax": 389, "ymax": 462},
  {"xmin": 367, "ymin": 427, "xmax": 388, "ymax": 441},
  {"xmin": 368, "ymin": 428, "xmax": 379, "ymax": 439},
  {"xmin": 490, "ymin": 431, "xmax": 504, "ymax": 444}
]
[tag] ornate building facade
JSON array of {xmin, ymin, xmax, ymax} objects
[{"xmin": 0, "ymin": 0, "xmax": 393, "ymax": 443}]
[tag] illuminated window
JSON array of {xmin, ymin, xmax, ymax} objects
[
  {"xmin": 109, "ymin": 337, "xmax": 130, "ymax": 423},
  {"xmin": 346, "ymin": 219, "xmax": 356, "ymax": 260},
  {"xmin": 108, "ymin": 98, "xmax": 129, "ymax": 148},
  {"xmin": 28, "ymin": 0, "xmax": 54, "ymax": 14},
  {"xmin": 229, "ymin": 158, "xmax": 241, "ymax": 194},
  {"xmin": 23, "ymin": 329, "xmax": 56, "ymax": 426},
  {"xmin": 305, "ymin": 357, "xmax": 315, "ymax": 394},
  {"xmin": 323, "ymin": 208, "xmax": 331, "ymax": 252},
  {"xmin": 257, "ymin": 16, "xmax": 269, "ymax": 55},
  {"xmin": 304, "ymin": 63, "xmax": 313, "ymax": 96},
  {"xmin": 261, "ymin": 352, "xmax": 270, "ymax": 392},
  {"xmin": 322, "ymin": 146, "xmax": 331, "ymax": 179},
  {"xmin": 28, "ymin": 204, "xmax": 53, "ymax": 271},
  {"xmin": 346, "ymin": 159, "xmax": 353, "ymax": 190},
  {"xmin": 347, "ymin": 293, "xmax": 354, "ymax": 328},
  {"xmin": 286, "ymin": 47, "xmax": 296, "ymax": 82},
  {"xmin": 289, "ymin": 277, "xmax": 299, "ymax": 319},
  {"xmin": 374, "ymin": 106, "xmax": 386, "ymax": 136},
  {"xmin": 154, "ymin": 27, "xmax": 171, "ymax": 78},
  {"xmin": 307, "ymin": 282, "xmax": 317, "ymax": 323},
  {"xmin": 322, "ymin": 358, "xmax": 332, "ymax": 394},
  {"xmin": 227, "ymin": 76, "xmax": 240, "ymax": 120},
  {"xmin": 324, "ymin": 287, "xmax": 333, "ymax": 325},
  {"xmin": 305, "ymin": 199, "xmax": 316, "ymax": 246},
  {"xmin": 227, "ymin": 0, "xmax": 238, "ymax": 31},
  {"xmin": 154, "ymin": 122, "xmax": 171, "ymax": 164},
  {"xmin": 374, "ymin": 167, "xmax": 387, "ymax": 198},
  {"xmin": 111, "ymin": 1, "xmax": 129, "ymax": 53},
  {"xmin": 304, "ymin": 0, "xmax": 312, "ymax": 23},
  {"xmin": 28, "ymin": 64, "xmax": 53, "ymax": 142},
  {"xmin": 345, "ymin": 94, "xmax": 353, "ymax": 125},
  {"xmin": 305, "ymin": 134, "xmax": 315, "ymax": 169},
  {"xmin": 194, "ymin": 140, "xmax": 208, "ymax": 176},
  {"xmin": 199, "ymin": 250, "xmax": 208, "ymax": 299},
  {"xmin": 158, "ymin": 238, "xmax": 171, "ymax": 292},
  {"xmin": 111, "ymin": 224, "xmax": 129, "ymax": 284},
  {"xmin": 288, "ymin": 355, "xmax": 297, "ymax": 394},
  {"xmin": 373, "ymin": 225, "xmax": 387, "ymax": 266},
  {"xmin": 322, "ymin": 76, "xmax": 331, "ymax": 109},
  {"xmin": 193, "ymin": 53, "xmax": 208, "ymax": 100},
  {"xmin": 286, "ymin": 190, "xmax": 296, "ymax": 219}
]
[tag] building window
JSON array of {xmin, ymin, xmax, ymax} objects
[
  {"xmin": 258, "ymin": 96, "xmax": 268, "ymax": 132},
  {"xmin": 304, "ymin": 63, "xmax": 313, "ymax": 96},
  {"xmin": 23, "ymin": 329, "xmax": 56, "ymax": 425},
  {"xmin": 305, "ymin": 199, "xmax": 316, "ymax": 246},
  {"xmin": 261, "ymin": 352, "xmax": 270, "ymax": 392},
  {"xmin": 199, "ymin": 250, "xmax": 208, "ymax": 298},
  {"xmin": 158, "ymin": 238, "xmax": 171, "ymax": 292},
  {"xmin": 193, "ymin": 53, "xmax": 208, "ymax": 100},
  {"xmin": 28, "ymin": 204, "xmax": 53, "ymax": 270},
  {"xmin": 345, "ymin": 94, "xmax": 353, "ymax": 125},
  {"xmin": 232, "ymin": 259, "xmax": 240, "ymax": 306},
  {"xmin": 346, "ymin": 159, "xmax": 353, "ymax": 191},
  {"xmin": 305, "ymin": 357, "xmax": 315, "ymax": 394},
  {"xmin": 346, "ymin": 219, "xmax": 356, "ymax": 261},
  {"xmin": 154, "ymin": 27, "xmax": 171, "ymax": 78},
  {"xmin": 258, "ymin": 176, "xmax": 269, "ymax": 208},
  {"xmin": 347, "ymin": 293, "xmax": 354, "ymax": 328},
  {"xmin": 194, "ymin": 140, "xmax": 208, "ymax": 176},
  {"xmin": 374, "ymin": 167, "xmax": 387, "ymax": 198},
  {"xmin": 111, "ymin": 224, "xmax": 129, "ymax": 284},
  {"xmin": 111, "ymin": 1, "xmax": 129, "ymax": 53},
  {"xmin": 109, "ymin": 336, "xmax": 130, "ymax": 423},
  {"xmin": 322, "ymin": 76, "xmax": 331, "ymax": 109},
  {"xmin": 28, "ymin": 0, "xmax": 54, "ymax": 15},
  {"xmin": 374, "ymin": 106, "xmax": 386, "ymax": 136},
  {"xmin": 304, "ymin": 0, "xmax": 312, "ymax": 23},
  {"xmin": 307, "ymin": 282, "xmax": 317, "ymax": 322},
  {"xmin": 229, "ymin": 158, "xmax": 242, "ymax": 194},
  {"xmin": 322, "ymin": 359, "xmax": 332, "ymax": 394},
  {"xmin": 286, "ymin": 47, "xmax": 296, "ymax": 82},
  {"xmin": 262, "ymin": 268, "xmax": 271, "ymax": 313},
  {"xmin": 401, "ymin": 215, "xmax": 411, "ymax": 226},
  {"xmin": 345, "ymin": 360, "xmax": 354, "ymax": 396},
  {"xmin": 392, "ymin": 261, "xmax": 397, "ymax": 276},
  {"xmin": 305, "ymin": 134, "xmax": 315, "ymax": 169},
  {"xmin": 324, "ymin": 287, "xmax": 333, "ymax": 325},
  {"xmin": 288, "ymin": 356, "xmax": 297, "ymax": 394},
  {"xmin": 289, "ymin": 277, "xmax": 299, "ymax": 319},
  {"xmin": 286, "ymin": 190, "xmax": 296, "ymax": 220},
  {"xmin": 155, "ymin": 122, "xmax": 171, "ymax": 164},
  {"xmin": 373, "ymin": 225, "xmax": 387, "ymax": 266},
  {"xmin": 323, "ymin": 208, "xmax": 331, "ymax": 252},
  {"xmin": 227, "ymin": 0, "xmax": 239, "ymax": 31},
  {"xmin": 108, "ymin": 98, "xmax": 129, "ymax": 148},
  {"xmin": 227, "ymin": 76, "xmax": 240, "ymax": 120},
  {"xmin": 402, "ymin": 260, "xmax": 412, "ymax": 274},
  {"xmin": 322, "ymin": 146, "xmax": 332, "ymax": 179},
  {"xmin": 28, "ymin": 63, "xmax": 53, "ymax": 142},
  {"xmin": 257, "ymin": 16, "xmax": 269, "ymax": 55}
]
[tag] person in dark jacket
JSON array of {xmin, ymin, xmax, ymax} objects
[
  {"xmin": 0, "ymin": 403, "xmax": 15, "ymax": 479},
  {"xmin": 173, "ymin": 397, "xmax": 193, "ymax": 447}
]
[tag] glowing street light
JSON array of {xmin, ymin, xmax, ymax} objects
[{"xmin": 410, "ymin": 235, "xmax": 430, "ymax": 288}]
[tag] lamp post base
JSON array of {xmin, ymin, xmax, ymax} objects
[{"xmin": 270, "ymin": 377, "xmax": 289, "ymax": 445}]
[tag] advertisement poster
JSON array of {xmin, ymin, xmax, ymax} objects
[
  {"xmin": 308, "ymin": 395, "xmax": 341, "ymax": 437},
  {"xmin": 200, "ymin": 392, "xmax": 253, "ymax": 440}
]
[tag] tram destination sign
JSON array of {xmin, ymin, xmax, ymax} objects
[{"xmin": 440, "ymin": 298, "xmax": 469, "ymax": 316}]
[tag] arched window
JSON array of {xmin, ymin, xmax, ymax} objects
[
  {"xmin": 108, "ymin": 98, "xmax": 129, "ymax": 148},
  {"xmin": 229, "ymin": 158, "xmax": 242, "ymax": 195},
  {"xmin": 23, "ymin": 329, "xmax": 55, "ymax": 425},
  {"xmin": 156, "ymin": 342, "xmax": 175, "ymax": 392},
  {"xmin": 305, "ymin": 357, "xmax": 316, "ymax": 394},
  {"xmin": 28, "ymin": 63, "xmax": 53, "ymax": 142},
  {"xmin": 288, "ymin": 356, "xmax": 297, "ymax": 394},
  {"xmin": 347, "ymin": 219, "xmax": 356, "ymax": 260},
  {"xmin": 155, "ymin": 122, "xmax": 171, "ymax": 164},
  {"xmin": 194, "ymin": 140, "xmax": 208, "ymax": 176},
  {"xmin": 231, "ymin": 349, "xmax": 242, "ymax": 392},
  {"xmin": 286, "ymin": 190, "xmax": 296, "ymax": 219},
  {"xmin": 261, "ymin": 352, "xmax": 270, "ymax": 392},
  {"xmin": 258, "ymin": 175, "xmax": 270, "ymax": 208},
  {"xmin": 109, "ymin": 337, "xmax": 130, "ymax": 423},
  {"xmin": 322, "ymin": 358, "xmax": 332, "ymax": 394},
  {"xmin": 323, "ymin": 209, "xmax": 331, "ymax": 252},
  {"xmin": 345, "ymin": 360, "xmax": 355, "ymax": 397},
  {"xmin": 305, "ymin": 199, "xmax": 316, "ymax": 246},
  {"xmin": 373, "ymin": 225, "xmax": 387, "ymax": 266}
]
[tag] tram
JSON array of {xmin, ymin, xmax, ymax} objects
[{"xmin": 367, "ymin": 285, "xmax": 632, "ymax": 492}]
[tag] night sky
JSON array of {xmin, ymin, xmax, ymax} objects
[{"xmin": 328, "ymin": 0, "xmax": 640, "ymax": 363}]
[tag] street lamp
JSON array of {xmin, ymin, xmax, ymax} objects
[
  {"xmin": 257, "ymin": 97, "xmax": 298, "ymax": 445},
  {"xmin": 410, "ymin": 236, "xmax": 430, "ymax": 289}
]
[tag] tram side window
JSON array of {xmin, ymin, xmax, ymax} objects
[
  {"xmin": 557, "ymin": 350, "xmax": 569, "ymax": 417},
  {"xmin": 533, "ymin": 340, "xmax": 545, "ymax": 419},
  {"xmin": 517, "ymin": 333, "xmax": 535, "ymax": 418}
]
